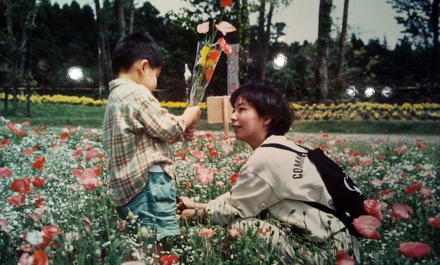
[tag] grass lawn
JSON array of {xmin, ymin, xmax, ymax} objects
[{"xmin": 1, "ymin": 102, "xmax": 440, "ymax": 135}]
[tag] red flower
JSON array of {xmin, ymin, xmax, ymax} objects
[
  {"xmin": 31, "ymin": 249, "xmax": 49, "ymax": 265},
  {"xmin": 60, "ymin": 132, "xmax": 69, "ymax": 144},
  {"xmin": 119, "ymin": 220, "xmax": 126, "ymax": 232},
  {"xmin": 32, "ymin": 176, "xmax": 45, "ymax": 188},
  {"xmin": 35, "ymin": 198, "xmax": 45, "ymax": 208},
  {"xmin": 390, "ymin": 203, "xmax": 413, "ymax": 221},
  {"xmin": 257, "ymin": 227, "xmax": 271, "ymax": 235},
  {"xmin": 160, "ymin": 254, "xmax": 179, "ymax": 265},
  {"xmin": 403, "ymin": 182, "xmax": 422, "ymax": 195},
  {"xmin": 229, "ymin": 172, "xmax": 239, "ymax": 183},
  {"xmin": 222, "ymin": 0, "xmax": 232, "ymax": 8},
  {"xmin": 399, "ymin": 242, "xmax": 431, "ymax": 258},
  {"xmin": 209, "ymin": 151, "xmax": 218, "ymax": 157},
  {"xmin": 42, "ymin": 225, "xmax": 62, "ymax": 237},
  {"xmin": 85, "ymin": 149, "xmax": 100, "ymax": 161},
  {"xmin": 31, "ymin": 156, "xmax": 46, "ymax": 171},
  {"xmin": 353, "ymin": 215, "xmax": 381, "ymax": 239},
  {"xmin": 0, "ymin": 167, "xmax": 13, "ymax": 178},
  {"xmin": 428, "ymin": 217, "xmax": 440, "ymax": 228},
  {"xmin": 1, "ymin": 138, "xmax": 11, "ymax": 147},
  {"xmin": 7, "ymin": 194, "xmax": 25, "ymax": 207},
  {"xmin": 363, "ymin": 199, "xmax": 383, "ymax": 221},
  {"xmin": 11, "ymin": 178, "xmax": 31, "ymax": 194},
  {"xmin": 336, "ymin": 250, "xmax": 356, "ymax": 265}
]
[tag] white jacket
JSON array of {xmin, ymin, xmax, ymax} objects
[{"xmin": 206, "ymin": 135, "xmax": 348, "ymax": 242}]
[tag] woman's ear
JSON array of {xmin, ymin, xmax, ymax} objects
[{"xmin": 263, "ymin": 117, "xmax": 272, "ymax": 126}]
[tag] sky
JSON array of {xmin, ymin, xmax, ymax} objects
[{"xmin": 54, "ymin": 0, "xmax": 405, "ymax": 48}]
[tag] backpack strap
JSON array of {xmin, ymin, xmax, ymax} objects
[
  {"xmin": 260, "ymin": 143, "xmax": 340, "ymax": 217},
  {"xmin": 260, "ymin": 143, "xmax": 308, "ymax": 156}
]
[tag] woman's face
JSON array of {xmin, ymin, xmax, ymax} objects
[{"xmin": 230, "ymin": 97, "xmax": 271, "ymax": 150}]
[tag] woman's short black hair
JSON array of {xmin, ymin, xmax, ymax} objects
[
  {"xmin": 111, "ymin": 31, "xmax": 164, "ymax": 77},
  {"xmin": 230, "ymin": 83, "xmax": 294, "ymax": 137}
]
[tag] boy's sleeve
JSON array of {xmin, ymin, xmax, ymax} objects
[{"xmin": 136, "ymin": 96, "xmax": 186, "ymax": 141}]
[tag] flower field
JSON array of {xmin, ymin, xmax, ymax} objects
[
  {"xmin": 2, "ymin": 92, "xmax": 440, "ymax": 121},
  {"xmin": 0, "ymin": 116, "xmax": 439, "ymax": 265}
]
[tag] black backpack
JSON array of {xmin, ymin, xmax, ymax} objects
[{"xmin": 260, "ymin": 143, "xmax": 367, "ymax": 238}]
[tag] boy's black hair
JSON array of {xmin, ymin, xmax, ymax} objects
[
  {"xmin": 111, "ymin": 31, "xmax": 164, "ymax": 77},
  {"xmin": 230, "ymin": 83, "xmax": 294, "ymax": 137}
]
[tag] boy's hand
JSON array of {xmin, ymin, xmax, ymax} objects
[
  {"xmin": 182, "ymin": 106, "xmax": 201, "ymax": 127},
  {"xmin": 183, "ymin": 125, "xmax": 196, "ymax": 141}
]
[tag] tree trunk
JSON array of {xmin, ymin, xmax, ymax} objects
[
  {"xmin": 237, "ymin": 0, "xmax": 251, "ymax": 83},
  {"xmin": 429, "ymin": 0, "xmax": 439, "ymax": 89},
  {"xmin": 95, "ymin": 0, "xmax": 112, "ymax": 94},
  {"xmin": 336, "ymin": 0, "xmax": 349, "ymax": 95},
  {"xmin": 315, "ymin": 0, "xmax": 333, "ymax": 101},
  {"xmin": 116, "ymin": 0, "xmax": 126, "ymax": 39},
  {"xmin": 256, "ymin": 0, "xmax": 274, "ymax": 83},
  {"xmin": 128, "ymin": 0, "xmax": 135, "ymax": 34}
]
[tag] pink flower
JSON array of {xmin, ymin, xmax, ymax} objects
[
  {"xmin": 197, "ymin": 21, "xmax": 210, "ymax": 34},
  {"xmin": 399, "ymin": 242, "xmax": 431, "ymax": 258},
  {"xmin": 363, "ymin": 199, "xmax": 383, "ymax": 221},
  {"xmin": 390, "ymin": 203, "xmax": 413, "ymax": 221},
  {"xmin": 199, "ymin": 228, "xmax": 216, "ymax": 238},
  {"xmin": 371, "ymin": 179, "xmax": 383, "ymax": 187},
  {"xmin": 427, "ymin": 217, "xmax": 440, "ymax": 228},
  {"xmin": 215, "ymin": 21, "xmax": 236, "ymax": 36},
  {"xmin": 217, "ymin": 37, "xmax": 233, "ymax": 55},
  {"xmin": 353, "ymin": 215, "xmax": 381, "ymax": 239},
  {"xmin": 228, "ymin": 228, "xmax": 242, "ymax": 238},
  {"xmin": 0, "ymin": 218, "xmax": 11, "ymax": 234},
  {"xmin": 7, "ymin": 194, "xmax": 25, "ymax": 207},
  {"xmin": 195, "ymin": 165, "xmax": 214, "ymax": 185},
  {"xmin": 0, "ymin": 167, "xmax": 13, "ymax": 178}
]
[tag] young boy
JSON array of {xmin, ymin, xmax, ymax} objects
[{"xmin": 102, "ymin": 31, "xmax": 200, "ymax": 258}]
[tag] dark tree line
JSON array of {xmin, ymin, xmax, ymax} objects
[{"xmin": 0, "ymin": 0, "xmax": 439, "ymax": 104}]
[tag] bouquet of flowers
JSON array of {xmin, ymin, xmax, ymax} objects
[
  {"xmin": 188, "ymin": 3, "xmax": 236, "ymax": 106},
  {"xmin": 175, "ymin": 0, "xmax": 236, "ymax": 156}
]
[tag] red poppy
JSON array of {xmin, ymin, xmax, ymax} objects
[
  {"xmin": 32, "ymin": 176, "xmax": 45, "ymax": 188},
  {"xmin": 119, "ymin": 220, "xmax": 126, "ymax": 232},
  {"xmin": 32, "ymin": 249, "xmax": 49, "ymax": 265},
  {"xmin": 390, "ymin": 203, "xmax": 413, "ymax": 221},
  {"xmin": 0, "ymin": 167, "xmax": 13, "ymax": 178},
  {"xmin": 322, "ymin": 133, "xmax": 329, "ymax": 138},
  {"xmin": 222, "ymin": 0, "xmax": 232, "ymax": 8},
  {"xmin": 399, "ymin": 242, "xmax": 431, "ymax": 258},
  {"xmin": 42, "ymin": 225, "xmax": 62, "ymax": 237},
  {"xmin": 403, "ymin": 182, "xmax": 422, "ymax": 195},
  {"xmin": 363, "ymin": 199, "xmax": 383, "ymax": 221},
  {"xmin": 31, "ymin": 156, "xmax": 46, "ymax": 171},
  {"xmin": 353, "ymin": 215, "xmax": 381, "ymax": 240},
  {"xmin": 7, "ymin": 194, "xmax": 25, "ymax": 207},
  {"xmin": 60, "ymin": 132, "xmax": 69, "ymax": 144},
  {"xmin": 229, "ymin": 172, "xmax": 239, "ymax": 183},
  {"xmin": 160, "ymin": 254, "xmax": 179, "ymax": 265},
  {"xmin": 35, "ymin": 198, "xmax": 45, "ymax": 208},
  {"xmin": 11, "ymin": 178, "xmax": 31, "ymax": 194},
  {"xmin": 428, "ymin": 217, "xmax": 440, "ymax": 228},
  {"xmin": 1, "ymin": 138, "xmax": 11, "ymax": 147},
  {"xmin": 336, "ymin": 250, "xmax": 356, "ymax": 265},
  {"xmin": 209, "ymin": 151, "xmax": 218, "ymax": 157}
]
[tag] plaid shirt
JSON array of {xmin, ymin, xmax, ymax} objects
[{"xmin": 102, "ymin": 79, "xmax": 185, "ymax": 206}]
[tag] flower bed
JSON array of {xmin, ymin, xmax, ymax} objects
[
  {"xmin": 0, "ymin": 117, "xmax": 438, "ymax": 264},
  {"xmin": 2, "ymin": 93, "xmax": 439, "ymax": 121}
]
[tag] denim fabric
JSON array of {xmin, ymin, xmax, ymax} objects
[{"xmin": 116, "ymin": 171, "xmax": 180, "ymax": 240}]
